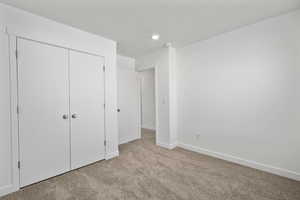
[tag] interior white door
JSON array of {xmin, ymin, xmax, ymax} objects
[
  {"xmin": 69, "ymin": 51, "xmax": 105, "ymax": 170},
  {"xmin": 117, "ymin": 67, "xmax": 140, "ymax": 144},
  {"xmin": 18, "ymin": 38, "xmax": 70, "ymax": 187}
]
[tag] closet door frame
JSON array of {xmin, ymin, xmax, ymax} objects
[
  {"xmin": 6, "ymin": 34, "xmax": 107, "ymax": 194},
  {"xmin": 0, "ymin": 26, "xmax": 19, "ymax": 196},
  {"xmin": 0, "ymin": 34, "xmax": 21, "ymax": 197}
]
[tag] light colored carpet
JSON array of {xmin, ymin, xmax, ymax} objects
[{"xmin": 1, "ymin": 128, "xmax": 300, "ymax": 200}]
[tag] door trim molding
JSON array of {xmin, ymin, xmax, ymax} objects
[
  {"xmin": 9, "ymin": 35, "xmax": 20, "ymax": 195},
  {"xmin": 0, "ymin": 35, "xmax": 20, "ymax": 198},
  {"xmin": 105, "ymin": 151, "xmax": 119, "ymax": 160}
]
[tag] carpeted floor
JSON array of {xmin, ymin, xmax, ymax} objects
[{"xmin": 1, "ymin": 128, "xmax": 300, "ymax": 200}]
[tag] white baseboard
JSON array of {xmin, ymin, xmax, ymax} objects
[
  {"xmin": 177, "ymin": 142, "xmax": 300, "ymax": 181},
  {"xmin": 105, "ymin": 151, "xmax": 119, "ymax": 160},
  {"xmin": 142, "ymin": 124, "xmax": 156, "ymax": 131},
  {"xmin": 119, "ymin": 136, "xmax": 140, "ymax": 145},
  {"xmin": 169, "ymin": 142, "xmax": 177, "ymax": 149},
  {"xmin": 157, "ymin": 141, "xmax": 177, "ymax": 150},
  {"xmin": 0, "ymin": 184, "xmax": 18, "ymax": 198}
]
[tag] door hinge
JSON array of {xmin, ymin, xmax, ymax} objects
[
  {"xmin": 103, "ymin": 104, "xmax": 105, "ymax": 109},
  {"xmin": 18, "ymin": 161, "xmax": 20, "ymax": 169},
  {"xmin": 15, "ymin": 50, "xmax": 18, "ymax": 59},
  {"xmin": 17, "ymin": 105, "xmax": 20, "ymax": 114},
  {"xmin": 104, "ymin": 140, "xmax": 107, "ymax": 146},
  {"xmin": 103, "ymin": 65, "xmax": 105, "ymax": 72}
]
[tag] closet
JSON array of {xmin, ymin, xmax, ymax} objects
[{"xmin": 17, "ymin": 38, "xmax": 105, "ymax": 187}]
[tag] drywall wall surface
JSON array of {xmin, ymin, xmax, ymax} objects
[
  {"xmin": 139, "ymin": 69, "xmax": 156, "ymax": 130},
  {"xmin": 117, "ymin": 55, "xmax": 140, "ymax": 144},
  {"xmin": 177, "ymin": 10, "xmax": 300, "ymax": 180}
]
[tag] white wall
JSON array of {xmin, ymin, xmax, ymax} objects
[
  {"xmin": 177, "ymin": 10, "xmax": 300, "ymax": 180},
  {"xmin": 0, "ymin": 3, "xmax": 118, "ymax": 196},
  {"xmin": 139, "ymin": 69, "xmax": 156, "ymax": 130},
  {"xmin": 0, "ymin": 30, "xmax": 10, "ymax": 193},
  {"xmin": 0, "ymin": 29, "xmax": 19, "ymax": 197},
  {"xmin": 136, "ymin": 47, "xmax": 177, "ymax": 149},
  {"xmin": 117, "ymin": 55, "xmax": 140, "ymax": 144}
]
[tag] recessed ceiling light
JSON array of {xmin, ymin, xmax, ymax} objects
[{"xmin": 152, "ymin": 34, "xmax": 160, "ymax": 40}]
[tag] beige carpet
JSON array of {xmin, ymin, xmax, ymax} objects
[{"xmin": 1, "ymin": 129, "xmax": 300, "ymax": 200}]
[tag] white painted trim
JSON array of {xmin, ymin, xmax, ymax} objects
[
  {"xmin": 0, "ymin": 185, "xmax": 15, "ymax": 198},
  {"xmin": 169, "ymin": 142, "xmax": 177, "ymax": 150},
  {"xmin": 119, "ymin": 136, "xmax": 140, "ymax": 145},
  {"xmin": 9, "ymin": 35, "xmax": 20, "ymax": 195},
  {"xmin": 137, "ymin": 75, "xmax": 143, "ymax": 137},
  {"xmin": 137, "ymin": 73, "xmax": 142, "ymax": 141},
  {"xmin": 178, "ymin": 142, "xmax": 300, "ymax": 181},
  {"xmin": 0, "ymin": 35, "xmax": 20, "ymax": 198},
  {"xmin": 0, "ymin": 34, "xmax": 20, "ymax": 198},
  {"xmin": 154, "ymin": 66, "xmax": 159, "ymax": 146},
  {"xmin": 157, "ymin": 142, "xmax": 170, "ymax": 149},
  {"xmin": 157, "ymin": 142, "xmax": 177, "ymax": 150},
  {"xmin": 105, "ymin": 151, "xmax": 119, "ymax": 160},
  {"xmin": 141, "ymin": 125, "xmax": 156, "ymax": 131}
]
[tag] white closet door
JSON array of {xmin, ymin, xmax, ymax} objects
[
  {"xmin": 69, "ymin": 51, "xmax": 105, "ymax": 170},
  {"xmin": 18, "ymin": 39, "xmax": 70, "ymax": 187}
]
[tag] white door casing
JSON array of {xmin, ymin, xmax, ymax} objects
[
  {"xmin": 0, "ymin": 31, "xmax": 18, "ymax": 196},
  {"xmin": 0, "ymin": 31, "xmax": 12, "ymax": 194},
  {"xmin": 17, "ymin": 38, "xmax": 70, "ymax": 187},
  {"xmin": 69, "ymin": 50, "xmax": 105, "ymax": 170}
]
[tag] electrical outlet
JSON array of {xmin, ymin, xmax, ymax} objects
[{"xmin": 195, "ymin": 134, "xmax": 201, "ymax": 140}]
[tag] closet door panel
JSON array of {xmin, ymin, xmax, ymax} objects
[
  {"xmin": 18, "ymin": 39, "xmax": 70, "ymax": 187},
  {"xmin": 70, "ymin": 51, "xmax": 105, "ymax": 170}
]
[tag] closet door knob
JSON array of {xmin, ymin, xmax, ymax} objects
[
  {"xmin": 62, "ymin": 114, "xmax": 68, "ymax": 119},
  {"xmin": 72, "ymin": 114, "xmax": 77, "ymax": 119}
]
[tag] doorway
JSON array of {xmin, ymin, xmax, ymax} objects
[{"xmin": 138, "ymin": 68, "xmax": 156, "ymax": 143}]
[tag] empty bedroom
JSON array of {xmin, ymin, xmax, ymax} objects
[{"xmin": 0, "ymin": 0, "xmax": 300, "ymax": 200}]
